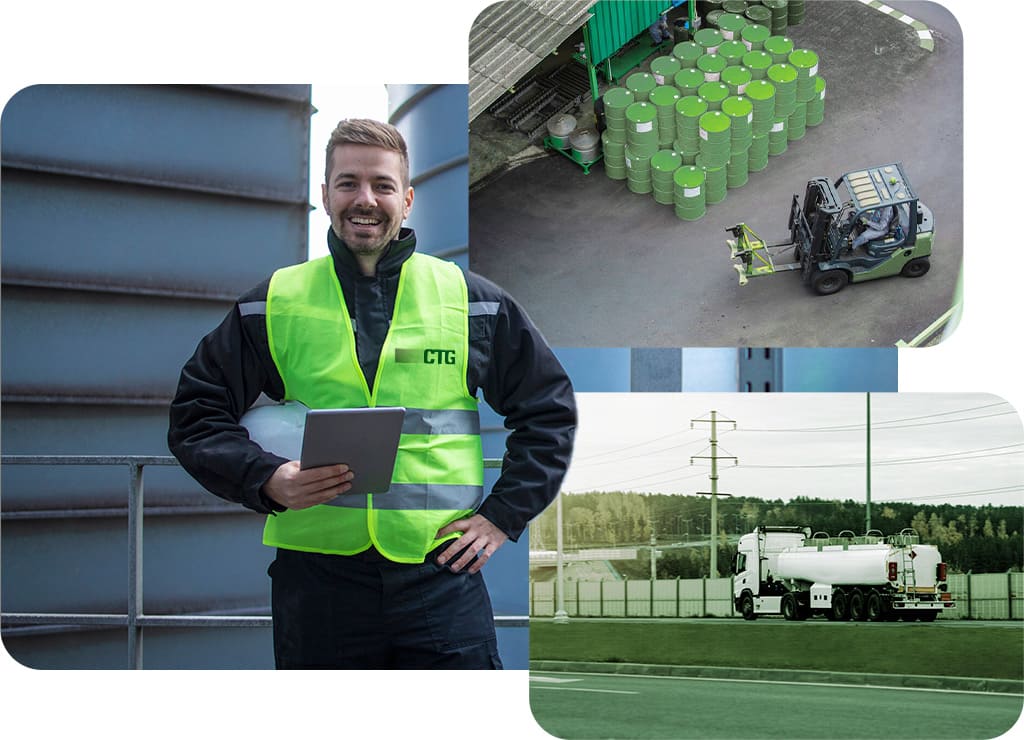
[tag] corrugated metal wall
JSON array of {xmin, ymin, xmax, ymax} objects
[
  {"xmin": 2, "ymin": 84, "xmax": 313, "ymax": 668},
  {"xmin": 587, "ymin": 0, "xmax": 667, "ymax": 64}
]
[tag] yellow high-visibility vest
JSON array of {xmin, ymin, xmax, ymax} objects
[{"xmin": 262, "ymin": 252, "xmax": 483, "ymax": 563}]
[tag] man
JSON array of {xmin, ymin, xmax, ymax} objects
[
  {"xmin": 649, "ymin": 14, "xmax": 672, "ymax": 46},
  {"xmin": 850, "ymin": 205, "xmax": 896, "ymax": 251},
  {"xmin": 168, "ymin": 119, "xmax": 576, "ymax": 669}
]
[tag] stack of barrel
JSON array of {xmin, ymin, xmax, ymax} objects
[
  {"xmin": 599, "ymin": 7, "xmax": 824, "ymax": 221},
  {"xmin": 701, "ymin": 1, "xmax": 805, "ymax": 33}
]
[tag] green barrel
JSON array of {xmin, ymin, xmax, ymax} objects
[
  {"xmin": 745, "ymin": 79, "xmax": 776, "ymax": 136},
  {"xmin": 723, "ymin": 0, "xmax": 748, "ymax": 13},
  {"xmin": 727, "ymin": 147, "xmax": 749, "ymax": 188},
  {"xmin": 698, "ymin": 110, "xmax": 732, "ymax": 168},
  {"xmin": 697, "ymin": 52, "xmax": 727, "ymax": 81},
  {"xmin": 742, "ymin": 49, "xmax": 773, "ymax": 79},
  {"xmin": 721, "ymin": 65, "xmax": 752, "ymax": 96},
  {"xmin": 706, "ymin": 9, "xmax": 725, "ymax": 28},
  {"xmin": 601, "ymin": 130, "xmax": 627, "ymax": 180},
  {"xmin": 673, "ymin": 41, "xmax": 704, "ymax": 68},
  {"xmin": 696, "ymin": 154, "xmax": 728, "ymax": 205},
  {"xmin": 674, "ymin": 67, "xmax": 707, "ymax": 97},
  {"xmin": 740, "ymin": 22, "xmax": 771, "ymax": 51},
  {"xmin": 764, "ymin": 35, "xmax": 794, "ymax": 64},
  {"xmin": 675, "ymin": 95, "xmax": 708, "ymax": 157},
  {"xmin": 698, "ymin": 81, "xmax": 730, "ymax": 111},
  {"xmin": 788, "ymin": 0, "xmax": 806, "ymax": 25},
  {"xmin": 722, "ymin": 95, "xmax": 753, "ymax": 153},
  {"xmin": 674, "ymin": 165, "xmax": 707, "ymax": 221},
  {"xmin": 768, "ymin": 116, "xmax": 789, "ymax": 156},
  {"xmin": 626, "ymin": 72, "xmax": 657, "ymax": 102},
  {"xmin": 788, "ymin": 48, "xmax": 819, "ymax": 103},
  {"xmin": 651, "ymin": 149, "xmax": 684, "ymax": 205},
  {"xmin": 694, "ymin": 27, "xmax": 723, "ymax": 54},
  {"xmin": 788, "ymin": 99, "xmax": 807, "ymax": 141},
  {"xmin": 718, "ymin": 40, "xmax": 748, "ymax": 66},
  {"xmin": 602, "ymin": 87, "xmax": 635, "ymax": 144},
  {"xmin": 651, "ymin": 55, "xmax": 682, "ymax": 86},
  {"xmin": 806, "ymin": 75, "xmax": 826, "ymax": 126},
  {"xmin": 762, "ymin": 0, "xmax": 790, "ymax": 34},
  {"xmin": 744, "ymin": 3, "xmax": 772, "ymax": 27},
  {"xmin": 748, "ymin": 133, "xmax": 769, "ymax": 171},
  {"xmin": 625, "ymin": 146, "xmax": 653, "ymax": 194},
  {"xmin": 767, "ymin": 63, "xmax": 798, "ymax": 117},
  {"xmin": 717, "ymin": 12, "xmax": 748, "ymax": 42},
  {"xmin": 650, "ymin": 85, "xmax": 682, "ymax": 146},
  {"xmin": 625, "ymin": 101, "xmax": 660, "ymax": 157}
]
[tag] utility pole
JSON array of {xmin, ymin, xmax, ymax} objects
[
  {"xmin": 554, "ymin": 493, "xmax": 568, "ymax": 624},
  {"xmin": 691, "ymin": 410, "xmax": 737, "ymax": 578},
  {"xmin": 865, "ymin": 392, "xmax": 872, "ymax": 534}
]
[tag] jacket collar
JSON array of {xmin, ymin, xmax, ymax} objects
[{"xmin": 326, "ymin": 227, "xmax": 417, "ymax": 277}]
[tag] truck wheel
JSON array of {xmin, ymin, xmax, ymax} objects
[
  {"xmin": 849, "ymin": 589, "xmax": 868, "ymax": 621},
  {"xmin": 827, "ymin": 589, "xmax": 849, "ymax": 621},
  {"xmin": 918, "ymin": 611, "xmax": 938, "ymax": 622},
  {"xmin": 812, "ymin": 269, "xmax": 849, "ymax": 296},
  {"xmin": 781, "ymin": 593, "xmax": 799, "ymax": 621},
  {"xmin": 740, "ymin": 593, "xmax": 757, "ymax": 620},
  {"xmin": 866, "ymin": 591, "xmax": 885, "ymax": 622},
  {"xmin": 901, "ymin": 257, "xmax": 930, "ymax": 278}
]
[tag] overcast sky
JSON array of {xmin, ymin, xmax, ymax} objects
[{"xmin": 564, "ymin": 392, "xmax": 1023, "ymax": 510}]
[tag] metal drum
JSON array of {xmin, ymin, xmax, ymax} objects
[
  {"xmin": 698, "ymin": 81, "xmax": 731, "ymax": 111},
  {"xmin": 650, "ymin": 55, "xmax": 682, "ymax": 86},
  {"xmin": 675, "ymin": 67, "xmax": 708, "ymax": 97},
  {"xmin": 673, "ymin": 41, "xmax": 704, "ymax": 69},
  {"xmin": 601, "ymin": 129, "xmax": 627, "ymax": 180},
  {"xmin": 764, "ymin": 35, "xmax": 794, "ymax": 64},
  {"xmin": 675, "ymin": 95, "xmax": 709, "ymax": 161},
  {"xmin": 651, "ymin": 149, "xmax": 684, "ymax": 205},
  {"xmin": 718, "ymin": 40, "xmax": 749, "ymax": 67},
  {"xmin": 698, "ymin": 110, "xmax": 732, "ymax": 169},
  {"xmin": 748, "ymin": 132, "xmax": 770, "ymax": 171},
  {"xmin": 768, "ymin": 116, "xmax": 789, "ymax": 156},
  {"xmin": 626, "ymin": 71, "xmax": 657, "ymax": 102},
  {"xmin": 787, "ymin": 100, "xmax": 807, "ymax": 141},
  {"xmin": 721, "ymin": 65, "xmax": 752, "ymax": 96},
  {"xmin": 696, "ymin": 153, "xmax": 728, "ymax": 204},
  {"xmin": 723, "ymin": 0, "xmax": 748, "ymax": 13},
  {"xmin": 625, "ymin": 145, "xmax": 654, "ymax": 194},
  {"xmin": 767, "ymin": 63, "xmax": 798, "ymax": 117},
  {"xmin": 742, "ymin": 49, "xmax": 773, "ymax": 79},
  {"xmin": 698, "ymin": 52, "xmax": 727, "ymax": 82},
  {"xmin": 762, "ymin": 0, "xmax": 790, "ymax": 34},
  {"xmin": 740, "ymin": 22, "xmax": 771, "ymax": 51},
  {"xmin": 744, "ymin": 3, "xmax": 772, "ymax": 28},
  {"xmin": 625, "ymin": 101, "xmax": 660, "ymax": 158},
  {"xmin": 602, "ymin": 87, "xmax": 634, "ymax": 144},
  {"xmin": 722, "ymin": 94, "xmax": 754, "ymax": 153},
  {"xmin": 745, "ymin": 79, "xmax": 776, "ymax": 136},
  {"xmin": 717, "ymin": 12, "xmax": 748, "ymax": 41},
  {"xmin": 694, "ymin": 27, "xmax": 724, "ymax": 54},
  {"xmin": 545, "ymin": 113, "xmax": 576, "ymax": 150},
  {"xmin": 788, "ymin": 0, "xmax": 806, "ymax": 25},
  {"xmin": 788, "ymin": 48, "xmax": 820, "ymax": 103},
  {"xmin": 650, "ymin": 85, "xmax": 683, "ymax": 146},
  {"xmin": 727, "ymin": 147, "xmax": 749, "ymax": 189},
  {"xmin": 674, "ymin": 165, "xmax": 707, "ymax": 221},
  {"xmin": 806, "ymin": 75, "xmax": 826, "ymax": 126},
  {"xmin": 570, "ymin": 126, "xmax": 601, "ymax": 161}
]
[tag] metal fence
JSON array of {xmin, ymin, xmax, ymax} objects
[
  {"xmin": 1, "ymin": 455, "xmax": 525, "ymax": 668},
  {"xmin": 530, "ymin": 571, "xmax": 1024, "ymax": 620}
]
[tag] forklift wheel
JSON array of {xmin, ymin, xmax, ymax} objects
[
  {"xmin": 901, "ymin": 257, "xmax": 931, "ymax": 278},
  {"xmin": 812, "ymin": 269, "xmax": 849, "ymax": 296}
]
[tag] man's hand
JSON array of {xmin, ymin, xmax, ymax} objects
[
  {"xmin": 263, "ymin": 461, "xmax": 354, "ymax": 510},
  {"xmin": 435, "ymin": 514, "xmax": 509, "ymax": 574}
]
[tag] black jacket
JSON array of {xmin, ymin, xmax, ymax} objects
[{"xmin": 167, "ymin": 228, "xmax": 576, "ymax": 542}]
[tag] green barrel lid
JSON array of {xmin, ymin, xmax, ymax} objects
[
  {"xmin": 718, "ymin": 40, "xmax": 748, "ymax": 63},
  {"xmin": 697, "ymin": 53, "xmax": 727, "ymax": 75},
  {"xmin": 788, "ymin": 48, "xmax": 819, "ymax": 71},
  {"xmin": 745, "ymin": 79, "xmax": 776, "ymax": 100},
  {"xmin": 722, "ymin": 95, "xmax": 754, "ymax": 118},
  {"xmin": 676, "ymin": 95, "xmax": 709, "ymax": 118},
  {"xmin": 717, "ymin": 13, "xmax": 748, "ymax": 38},
  {"xmin": 699, "ymin": 110, "xmax": 732, "ymax": 134},
  {"xmin": 741, "ymin": 23, "xmax": 771, "ymax": 46},
  {"xmin": 721, "ymin": 65, "xmax": 752, "ymax": 88},
  {"xmin": 650, "ymin": 85, "xmax": 682, "ymax": 107},
  {"xmin": 603, "ymin": 87, "xmax": 635, "ymax": 110},
  {"xmin": 674, "ymin": 67, "xmax": 707, "ymax": 91},
  {"xmin": 673, "ymin": 41, "xmax": 704, "ymax": 65},
  {"xmin": 761, "ymin": 0, "xmax": 787, "ymax": 8},
  {"xmin": 723, "ymin": 0, "xmax": 749, "ymax": 13},
  {"xmin": 767, "ymin": 63, "xmax": 798, "ymax": 84},
  {"xmin": 674, "ymin": 165, "xmax": 706, "ymax": 189},
  {"xmin": 706, "ymin": 9, "xmax": 725, "ymax": 28},
  {"xmin": 742, "ymin": 50, "xmax": 773, "ymax": 71},
  {"xmin": 764, "ymin": 35, "xmax": 794, "ymax": 56},
  {"xmin": 815, "ymin": 75, "xmax": 827, "ymax": 94},
  {"xmin": 627, "ymin": 72, "xmax": 657, "ymax": 94},
  {"xmin": 650, "ymin": 55, "xmax": 682, "ymax": 83},
  {"xmin": 694, "ymin": 28, "xmax": 724, "ymax": 50},
  {"xmin": 651, "ymin": 149, "xmax": 683, "ymax": 172},
  {"xmin": 698, "ymin": 82, "xmax": 730, "ymax": 104},
  {"xmin": 745, "ymin": 4, "xmax": 772, "ymax": 23},
  {"xmin": 625, "ymin": 101, "xmax": 658, "ymax": 124}
]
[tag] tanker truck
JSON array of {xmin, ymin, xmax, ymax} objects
[{"xmin": 732, "ymin": 526, "xmax": 955, "ymax": 621}]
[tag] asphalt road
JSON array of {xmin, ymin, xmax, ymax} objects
[
  {"xmin": 469, "ymin": 1, "xmax": 963, "ymax": 347},
  {"xmin": 530, "ymin": 671, "xmax": 1023, "ymax": 739}
]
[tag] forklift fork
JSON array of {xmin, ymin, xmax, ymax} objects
[{"xmin": 726, "ymin": 223, "xmax": 778, "ymax": 286}]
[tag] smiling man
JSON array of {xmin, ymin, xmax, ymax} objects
[{"xmin": 168, "ymin": 119, "xmax": 575, "ymax": 669}]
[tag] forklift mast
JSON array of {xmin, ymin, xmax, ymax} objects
[{"xmin": 789, "ymin": 176, "xmax": 842, "ymax": 262}]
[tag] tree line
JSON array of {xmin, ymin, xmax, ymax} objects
[{"xmin": 531, "ymin": 491, "xmax": 1023, "ymax": 577}]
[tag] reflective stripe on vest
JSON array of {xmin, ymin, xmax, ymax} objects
[{"xmin": 261, "ymin": 252, "xmax": 483, "ymax": 563}]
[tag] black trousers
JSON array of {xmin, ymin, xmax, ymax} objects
[{"xmin": 268, "ymin": 546, "xmax": 503, "ymax": 669}]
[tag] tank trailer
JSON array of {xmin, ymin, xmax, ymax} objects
[{"xmin": 733, "ymin": 526, "xmax": 955, "ymax": 621}]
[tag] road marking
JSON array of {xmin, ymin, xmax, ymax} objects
[
  {"xmin": 532, "ymin": 686, "xmax": 640, "ymax": 695},
  {"xmin": 859, "ymin": 0, "xmax": 935, "ymax": 51},
  {"xmin": 530, "ymin": 676, "xmax": 584, "ymax": 684}
]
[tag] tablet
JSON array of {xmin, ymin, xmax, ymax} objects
[{"xmin": 299, "ymin": 407, "xmax": 405, "ymax": 497}]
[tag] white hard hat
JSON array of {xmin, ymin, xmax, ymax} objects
[{"xmin": 240, "ymin": 400, "xmax": 309, "ymax": 460}]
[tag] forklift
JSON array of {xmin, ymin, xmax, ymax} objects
[{"xmin": 727, "ymin": 163, "xmax": 934, "ymax": 295}]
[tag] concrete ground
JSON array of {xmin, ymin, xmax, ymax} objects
[{"xmin": 468, "ymin": 1, "xmax": 963, "ymax": 348}]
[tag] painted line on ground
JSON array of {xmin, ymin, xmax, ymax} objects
[
  {"xmin": 531, "ymin": 685, "xmax": 640, "ymax": 695},
  {"xmin": 859, "ymin": 0, "xmax": 935, "ymax": 51}
]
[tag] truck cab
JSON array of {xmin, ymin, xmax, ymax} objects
[{"xmin": 733, "ymin": 526, "xmax": 809, "ymax": 620}]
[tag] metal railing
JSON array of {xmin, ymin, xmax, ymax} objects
[{"xmin": 1, "ymin": 454, "xmax": 524, "ymax": 668}]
